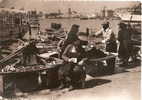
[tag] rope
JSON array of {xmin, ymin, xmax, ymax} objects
[
  {"xmin": 89, "ymin": 55, "xmax": 117, "ymax": 62},
  {"xmin": 0, "ymin": 45, "xmax": 27, "ymax": 66}
]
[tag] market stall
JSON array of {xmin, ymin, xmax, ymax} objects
[{"xmin": 0, "ymin": 33, "xmax": 118, "ymax": 98}]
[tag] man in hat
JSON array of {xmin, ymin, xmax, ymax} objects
[
  {"xmin": 95, "ymin": 21, "xmax": 117, "ymax": 74},
  {"xmin": 118, "ymin": 22, "xmax": 132, "ymax": 66},
  {"xmin": 95, "ymin": 21, "xmax": 117, "ymax": 52}
]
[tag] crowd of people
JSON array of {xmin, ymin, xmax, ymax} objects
[
  {"xmin": 6, "ymin": 20, "xmax": 136, "ymax": 91},
  {"xmin": 57, "ymin": 20, "xmax": 136, "ymax": 91}
]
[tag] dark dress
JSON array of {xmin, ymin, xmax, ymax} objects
[
  {"xmin": 58, "ymin": 43, "xmax": 86, "ymax": 87},
  {"xmin": 118, "ymin": 28, "xmax": 132, "ymax": 59}
]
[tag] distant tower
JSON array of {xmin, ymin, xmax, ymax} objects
[
  {"xmin": 28, "ymin": 10, "xmax": 40, "ymax": 39},
  {"xmin": 68, "ymin": 8, "xmax": 72, "ymax": 18},
  {"xmin": 106, "ymin": 10, "xmax": 114, "ymax": 18},
  {"xmin": 58, "ymin": 9, "xmax": 61, "ymax": 14},
  {"xmin": 102, "ymin": 6, "xmax": 106, "ymax": 18}
]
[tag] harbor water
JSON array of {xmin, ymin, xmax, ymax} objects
[{"xmin": 40, "ymin": 18, "xmax": 121, "ymax": 36}]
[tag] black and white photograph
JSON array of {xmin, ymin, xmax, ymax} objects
[{"xmin": 0, "ymin": 0, "xmax": 141, "ymax": 100}]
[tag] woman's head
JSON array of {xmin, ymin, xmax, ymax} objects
[{"xmin": 69, "ymin": 24, "xmax": 80, "ymax": 34}]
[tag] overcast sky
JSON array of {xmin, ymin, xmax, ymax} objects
[{"xmin": 0, "ymin": 0, "xmax": 140, "ymax": 13}]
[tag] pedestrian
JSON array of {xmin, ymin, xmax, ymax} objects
[
  {"xmin": 118, "ymin": 22, "xmax": 132, "ymax": 66},
  {"xmin": 95, "ymin": 21, "xmax": 117, "ymax": 73}
]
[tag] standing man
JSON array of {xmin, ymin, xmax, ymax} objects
[
  {"xmin": 95, "ymin": 21, "xmax": 117, "ymax": 52},
  {"xmin": 95, "ymin": 21, "xmax": 117, "ymax": 74},
  {"xmin": 118, "ymin": 22, "xmax": 132, "ymax": 66}
]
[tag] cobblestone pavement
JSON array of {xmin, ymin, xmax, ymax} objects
[{"xmin": 19, "ymin": 65, "xmax": 140, "ymax": 100}]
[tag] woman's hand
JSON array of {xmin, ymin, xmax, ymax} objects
[
  {"xmin": 78, "ymin": 60, "xmax": 84, "ymax": 65},
  {"xmin": 78, "ymin": 58, "xmax": 87, "ymax": 65},
  {"xmin": 68, "ymin": 58, "xmax": 77, "ymax": 63}
]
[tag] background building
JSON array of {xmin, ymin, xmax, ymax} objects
[{"xmin": 0, "ymin": 8, "xmax": 28, "ymax": 43}]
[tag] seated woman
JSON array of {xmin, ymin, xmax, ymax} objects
[{"xmin": 58, "ymin": 39, "xmax": 86, "ymax": 91}]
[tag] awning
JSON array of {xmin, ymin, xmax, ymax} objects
[{"xmin": 120, "ymin": 14, "xmax": 141, "ymax": 22}]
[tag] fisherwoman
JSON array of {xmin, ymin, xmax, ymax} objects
[{"xmin": 58, "ymin": 38, "xmax": 86, "ymax": 91}]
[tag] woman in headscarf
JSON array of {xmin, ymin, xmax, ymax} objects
[
  {"xmin": 58, "ymin": 24, "xmax": 80, "ymax": 58},
  {"xmin": 58, "ymin": 38, "xmax": 86, "ymax": 91},
  {"xmin": 118, "ymin": 22, "xmax": 132, "ymax": 66}
]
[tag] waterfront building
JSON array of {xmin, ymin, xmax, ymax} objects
[
  {"xmin": 27, "ymin": 10, "xmax": 40, "ymax": 39},
  {"xmin": 106, "ymin": 10, "xmax": 114, "ymax": 18},
  {"xmin": 0, "ymin": 8, "xmax": 28, "ymax": 43}
]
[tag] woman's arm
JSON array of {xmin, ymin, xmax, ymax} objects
[{"xmin": 62, "ymin": 45, "xmax": 72, "ymax": 62}]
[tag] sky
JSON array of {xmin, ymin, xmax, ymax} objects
[{"xmin": 0, "ymin": 0, "xmax": 140, "ymax": 13}]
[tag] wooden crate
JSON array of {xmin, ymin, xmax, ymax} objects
[
  {"xmin": 0, "ymin": 72, "xmax": 39, "ymax": 97},
  {"xmin": 0, "ymin": 74, "xmax": 16, "ymax": 98}
]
